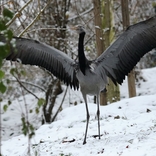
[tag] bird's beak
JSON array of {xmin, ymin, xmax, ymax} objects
[{"xmin": 70, "ymin": 26, "xmax": 78, "ymax": 31}]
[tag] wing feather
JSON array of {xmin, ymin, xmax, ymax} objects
[
  {"xmin": 94, "ymin": 15, "xmax": 156, "ymax": 84},
  {"xmin": 1, "ymin": 36, "xmax": 79, "ymax": 90}
]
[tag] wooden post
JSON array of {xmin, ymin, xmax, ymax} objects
[{"xmin": 121, "ymin": 0, "xmax": 136, "ymax": 97}]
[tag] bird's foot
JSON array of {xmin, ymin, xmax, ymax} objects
[
  {"xmin": 92, "ymin": 134, "xmax": 102, "ymax": 139},
  {"xmin": 83, "ymin": 140, "xmax": 86, "ymax": 145}
]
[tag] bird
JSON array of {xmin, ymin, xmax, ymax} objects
[{"xmin": 1, "ymin": 15, "xmax": 156, "ymax": 144}]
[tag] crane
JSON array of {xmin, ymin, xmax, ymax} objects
[{"xmin": 1, "ymin": 15, "xmax": 156, "ymax": 144}]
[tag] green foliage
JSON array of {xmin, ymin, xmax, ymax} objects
[
  {"xmin": 0, "ymin": 8, "xmax": 14, "ymax": 38},
  {"xmin": 21, "ymin": 117, "xmax": 35, "ymax": 138},
  {"xmin": 0, "ymin": 71, "xmax": 5, "ymax": 93},
  {"xmin": 3, "ymin": 100, "xmax": 11, "ymax": 112},
  {"xmin": 152, "ymin": 2, "xmax": 156, "ymax": 8},
  {"xmin": 0, "ymin": 81, "xmax": 6, "ymax": 93},
  {"xmin": 3, "ymin": 8, "xmax": 14, "ymax": 19},
  {"xmin": 10, "ymin": 67, "xmax": 27, "ymax": 78},
  {"xmin": 37, "ymin": 98, "xmax": 45, "ymax": 107},
  {"xmin": 35, "ymin": 107, "xmax": 40, "ymax": 114},
  {"xmin": 0, "ymin": 70, "xmax": 5, "ymax": 79},
  {"xmin": 3, "ymin": 104, "xmax": 8, "ymax": 112},
  {"xmin": 10, "ymin": 68, "xmax": 17, "ymax": 75},
  {"xmin": 0, "ymin": 8, "xmax": 14, "ymax": 95},
  {"xmin": 35, "ymin": 98, "xmax": 45, "ymax": 114}
]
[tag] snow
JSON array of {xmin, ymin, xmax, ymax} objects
[
  {"xmin": 1, "ymin": 67, "xmax": 156, "ymax": 156},
  {"xmin": 0, "ymin": 42, "xmax": 6, "ymax": 46}
]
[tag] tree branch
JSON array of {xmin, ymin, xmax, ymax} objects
[
  {"xmin": 18, "ymin": 0, "xmax": 52, "ymax": 37},
  {"xmin": 13, "ymin": 75, "xmax": 39, "ymax": 100},
  {"xmin": 52, "ymin": 86, "xmax": 68, "ymax": 122},
  {"xmin": 68, "ymin": 6, "xmax": 93, "ymax": 21},
  {"xmin": 10, "ymin": 79, "xmax": 46, "ymax": 92},
  {"xmin": 6, "ymin": 0, "xmax": 33, "ymax": 27}
]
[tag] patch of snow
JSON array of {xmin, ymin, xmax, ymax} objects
[{"xmin": 1, "ymin": 67, "xmax": 156, "ymax": 156}]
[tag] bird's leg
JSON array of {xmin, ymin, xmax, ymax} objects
[
  {"xmin": 96, "ymin": 94, "xmax": 101, "ymax": 140},
  {"xmin": 82, "ymin": 94, "xmax": 90, "ymax": 145}
]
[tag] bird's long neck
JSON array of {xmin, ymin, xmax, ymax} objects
[{"xmin": 78, "ymin": 32, "xmax": 86, "ymax": 75}]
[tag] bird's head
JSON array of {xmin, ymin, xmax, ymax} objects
[{"xmin": 71, "ymin": 25, "xmax": 86, "ymax": 34}]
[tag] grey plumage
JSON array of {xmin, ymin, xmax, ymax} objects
[{"xmin": 1, "ymin": 15, "xmax": 156, "ymax": 144}]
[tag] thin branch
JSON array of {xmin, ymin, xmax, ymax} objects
[
  {"xmin": 0, "ymin": 0, "xmax": 11, "ymax": 7},
  {"xmin": 6, "ymin": 0, "xmax": 33, "ymax": 27},
  {"xmin": 26, "ymin": 27, "xmax": 66, "ymax": 34},
  {"xmin": 38, "ymin": 0, "xmax": 41, "ymax": 12},
  {"xmin": 51, "ymin": 86, "xmax": 68, "ymax": 122},
  {"xmin": 84, "ymin": 33, "xmax": 95, "ymax": 46},
  {"xmin": 13, "ymin": 75, "xmax": 39, "ymax": 100},
  {"xmin": 0, "ymin": 101, "xmax": 1, "ymax": 156},
  {"xmin": 18, "ymin": 0, "xmax": 52, "ymax": 37},
  {"xmin": 68, "ymin": 6, "xmax": 94, "ymax": 21},
  {"xmin": 19, "ymin": 80, "xmax": 31, "ymax": 156},
  {"xmin": 10, "ymin": 79, "xmax": 46, "ymax": 92}
]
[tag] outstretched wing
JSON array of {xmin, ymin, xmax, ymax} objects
[
  {"xmin": 1, "ymin": 36, "xmax": 79, "ymax": 90},
  {"xmin": 94, "ymin": 15, "xmax": 156, "ymax": 85}
]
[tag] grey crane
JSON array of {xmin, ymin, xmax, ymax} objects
[{"xmin": 1, "ymin": 15, "xmax": 156, "ymax": 144}]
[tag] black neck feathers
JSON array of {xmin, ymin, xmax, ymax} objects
[{"xmin": 78, "ymin": 32, "xmax": 86, "ymax": 75}]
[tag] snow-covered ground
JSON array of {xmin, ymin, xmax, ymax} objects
[{"xmin": 1, "ymin": 67, "xmax": 156, "ymax": 156}]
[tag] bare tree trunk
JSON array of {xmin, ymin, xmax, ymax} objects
[
  {"xmin": 121, "ymin": 0, "xmax": 136, "ymax": 98},
  {"xmin": 93, "ymin": 0, "xmax": 107, "ymax": 105},
  {"xmin": 102, "ymin": 0, "xmax": 120, "ymax": 103}
]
